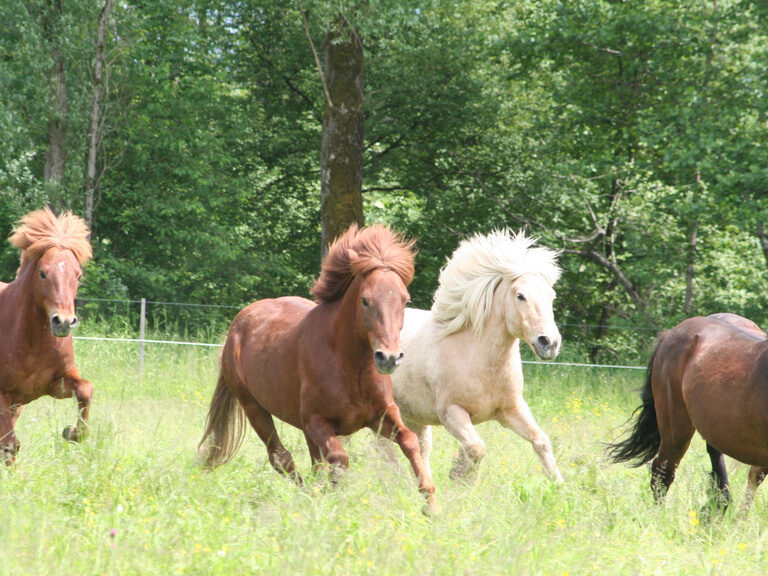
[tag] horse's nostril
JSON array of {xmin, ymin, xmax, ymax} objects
[
  {"xmin": 51, "ymin": 315, "xmax": 62, "ymax": 327},
  {"xmin": 70, "ymin": 316, "xmax": 78, "ymax": 327},
  {"xmin": 374, "ymin": 350, "xmax": 387, "ymax": 364},
  {"xmin": 538, "ymin": 335, "xmax": 551, "ymax": 347}
]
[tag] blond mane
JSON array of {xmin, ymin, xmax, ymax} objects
[
  {"xmin": 431, "ymin": 230, "xmax": 560, "ymax": 337},
  {"xmin": 311, "ymin": 224, "xmax": 415, "ymax": 303},
  {"xmin": 9, "ymin": 207, "xmax": 92, "ymax": 269}
]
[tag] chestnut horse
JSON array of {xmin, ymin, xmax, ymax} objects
[
  {"xmin": 608, "ymin": 313, "xmax": 768, "ymax": 514},
  {"xmin": 199, "ymin": 224, "xmax": 437, "ymax": 513},
  {"xmin": 0, "ymin": 207, "xmax": 93, "ymax": 464}
]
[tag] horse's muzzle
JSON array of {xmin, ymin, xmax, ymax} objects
[
  {"xmin": 50, "ymin": 314, "xmax": 78, "ymax": 337},
  {"xmin": 532, "ymin": 334, "xmax": 561, "ymax": 361},
  {"xmin": 374, "ymin": 349, "xmax": 404, "ymax": 375}
]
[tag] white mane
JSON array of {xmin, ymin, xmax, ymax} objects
[{"xmin": 431, "ymin": 230, "xmax": 561, "ymax": 337}]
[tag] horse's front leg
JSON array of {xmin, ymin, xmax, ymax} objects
[
  {"xmin": 439, "ymin": 403, "xmax": 486, "ymax": 482},
  {"xmin": 0, "ymin": 393, "xmax": 22, "ymax": 465},
  {"xmin": 58, "ymin": 367, "xmax": 93, "ymax": 442},
  {"xmin": 374, "ymin": 404, "xmax": 438, "ymax": 515},
  {"xmin": 498, "ymin": 398, "xmax": 562, "ymax": 482}
]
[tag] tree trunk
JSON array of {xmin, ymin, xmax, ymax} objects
[
  {"xmin": 84, "ymin": 0, "xmax": 113, "ymax": 233},
  {"xmin": 320, "ymin": 16, "xmax": 364, "ymax": 257},
  {"xmin": 684, "ymin": 222, "xmax": 698, "ymax": 317},
  {"xmin": 757, "ymin": 222, "xmax": 768, "ymax": 274},
  {"xmin": 42, "ymin": 0, "xmax": 68, "ymax": 210}
]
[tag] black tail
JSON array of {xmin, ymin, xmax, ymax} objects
[{"xmin": 606, "ymin": 340, "xmax": 662, "ymax": 467}]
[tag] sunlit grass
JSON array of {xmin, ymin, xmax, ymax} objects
[{"xmin": 2, "ymin": 341, "xmax": 768, "ymax": 575}]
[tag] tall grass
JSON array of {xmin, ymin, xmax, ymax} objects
[{"xmin": 2, "ymin": 341, "xmax": 768, "ymax": 575}]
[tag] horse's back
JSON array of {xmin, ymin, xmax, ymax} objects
[
  {"xmin": 222, "ymin": 296, "xmax": 315, "ymax": 427},
  {"xmin": 656, "ymin": 314, "xmax": 768, "ymax": 466}
]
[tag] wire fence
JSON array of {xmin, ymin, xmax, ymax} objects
[{"xmin": 73, "ymin": 296, "xmax": 653, "ymax": 373}]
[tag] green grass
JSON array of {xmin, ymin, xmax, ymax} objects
[{"xmin": 2, "ymin": 341, "xmax": 768, "ymax": 575}]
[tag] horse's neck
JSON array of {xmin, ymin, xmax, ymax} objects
[{"xmin": 471, "ymin": 308, "xmax": 520, "ymax": 368}]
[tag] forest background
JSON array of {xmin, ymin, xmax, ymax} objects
[{"xmin": 1, "ymin": 0, "xmax": 767, "ymax": 364}]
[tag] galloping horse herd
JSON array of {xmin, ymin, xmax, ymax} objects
[{"xmin": 2, "ymin": 207, "xmax": 768, "ymax": 517}]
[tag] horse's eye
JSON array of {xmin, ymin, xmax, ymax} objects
[
  {"xmin": 516, "ymin": 293, "xmax": 526, "ymax": 302},
  {"xmin": 39, "ymin": 270, "xmax": 47, "ymax": 280}
]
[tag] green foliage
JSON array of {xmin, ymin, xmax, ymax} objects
[{"xmin": 1, "ymin": 0, "xmax": 768, "ymax": 362}]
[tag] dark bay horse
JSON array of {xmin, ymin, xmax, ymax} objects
[
  {"xmin": 0, "ymin": 207, "xmax": 93, "ymax": 464},
  {"xmin": 608, "ymin": 313, "xmax": 768, "ymax": 514},
  {"xmin": 199, "ymin": 224, "xmax": 438, "ymax": 513}
]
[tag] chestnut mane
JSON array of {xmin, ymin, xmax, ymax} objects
[
  {"xmin": 9, "ymin": 207, "xmax": 92, "ymax": 270},
  {"xmin": 311, "ymin": 224, "xmax": 415, "ymax": 303}
]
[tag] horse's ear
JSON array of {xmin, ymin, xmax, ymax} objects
[{"xmin": 347, "ymin": 249, "xmax": 360, "ymax": 264}]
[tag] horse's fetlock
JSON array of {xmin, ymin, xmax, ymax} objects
[{"xmin": 466, "ymin": 440, "xmax": 486, "ymax": 462}]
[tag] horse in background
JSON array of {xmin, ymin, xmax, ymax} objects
[
  {"xmin": 0, "ymin": 207, "xmax": 93, "ymax": 464},
  {"xmin": 608, "ymin": 313, "xmax": 768, "ymax": 515},
  {"xmin": 388, "ymin": 230, "xmax": 563, "ymax": 483},
  {"xmin": 199, "ymin": 224, "xmax": 438, "ymax": 513}
]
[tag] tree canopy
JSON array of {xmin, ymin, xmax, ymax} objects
[{"xmin": 1, "ymin": 0, "xmax": 767, "ymax": 362}]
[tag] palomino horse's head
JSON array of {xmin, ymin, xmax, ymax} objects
[
  {"xmin": 9, "ymin": 207, "xmax": 91, "ymax": 338},
  {"xmin": 33, "ymin": 246, "xmax": 83, "ymax": 337},
  {"xmin": 504, "ymin": 273, "xmax": 561, "ymax": 360},
  {"xmin": 357, "ymin": 267, "xmax": 410, "ymax": 375}
]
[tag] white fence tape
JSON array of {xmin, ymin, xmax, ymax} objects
[{"xmin": 72, "ymin": 335, "xmax": 646, "ymax": 370}]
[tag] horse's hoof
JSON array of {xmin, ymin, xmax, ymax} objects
[
  {"xmin": 63, "ymin": 425, "xmax": 89, "ymax": 442},
  {"xmin": 62, "ymin": 426, "xmax": 78, "ymax": 442},
  {"xmin": 423, "ymin": 494, "xmax": 441, "ymax": 517}
]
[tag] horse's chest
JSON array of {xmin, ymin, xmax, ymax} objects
[{"xmin": 0, "ymin": 349, "xmax": 67, "ymax": 403}]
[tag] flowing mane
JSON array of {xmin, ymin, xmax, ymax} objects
[
  {"xmin": 311, "ymin": 224, "xmax": 415, "ymax": 303},
  {"xmin": 431, "ymin": 230, "xmax": 560, "ymax": 337},
  {"xmin": 9, "ymin": 207, "xmax": 92, "ymax": 269}
]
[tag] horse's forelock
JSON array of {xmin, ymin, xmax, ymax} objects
[
  {"xmin": 9, "ymin": 207, "xmax": 92, "ymax": 267},
  {"xmin": 311, "ymin": 224, "xmax": 415, "ymax": 303},
  {"xmin": 432, "ymin": 229, "xmax": 560, "ymax": 337}
]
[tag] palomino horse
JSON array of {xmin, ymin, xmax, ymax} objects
[
  {"xmin": 199, "ymin": 224, "xmax": 437, "ymax": 513},
  {"xmin": 0, "ymin": 207, "xmax": 93, "ymax": 464},
  {"xmin": 608, "ymin": 313, "xmax": 768, "ymax": 514},
  {"xmin": 388, "ymin": 230, "xmax": 563, "ymax": 482}
]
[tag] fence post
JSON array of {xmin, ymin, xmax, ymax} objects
[{"xmin": 139, "ymin": 297, "xmax": 146, "ymax": 376}]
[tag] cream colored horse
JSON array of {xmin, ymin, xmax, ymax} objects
[{"xmin": 390, "ymin": 230, "xmax": 563, "ymax": 482}]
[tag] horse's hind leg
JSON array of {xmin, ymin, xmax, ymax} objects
[
  {"xmin": 0, "ymin": 394, "xmax": 21, "ymax": 464},
  {"xmin": 651, "ymin": 433, "xmax": 694, "ymax": 502},
  {"xmin": 739, "ymin": 466, "xmax": 768, "ymax": 517},
  {"xmin": 239, "ymin": 395, "xmax": 301, "ymax": 484},
  {"xmin": 705, "ymin": 443, "xmax": 731, "ymax": 511}
]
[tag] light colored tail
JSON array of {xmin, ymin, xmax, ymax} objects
[{"xmin": 198, "ymin": 371, "xmax": 246, "ymax": 468}]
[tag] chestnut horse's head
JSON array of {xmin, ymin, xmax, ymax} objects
[
  {"xmin": 356, "ymin": 267, "xmax": 411, "ymax": 374},
  {"xmin": 9, "ymin": 207, "xmax": 92, "ymax": 337},
  {"xmin": 312, "ymin": 224, "xmax": 415, "ymax": 375}
]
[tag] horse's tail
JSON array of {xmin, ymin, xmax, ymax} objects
[
  {"xmin": 198, "ymin": 370, "xmax": 246, "ymax": 468},
  {"xmin": 605, "ymin": 337, "xmax": 663, "ymax": 467}
]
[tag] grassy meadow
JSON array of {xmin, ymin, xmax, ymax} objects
[{"xmin": 2, "ymin": 337, "xmax": 768, "ymax": 576}]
